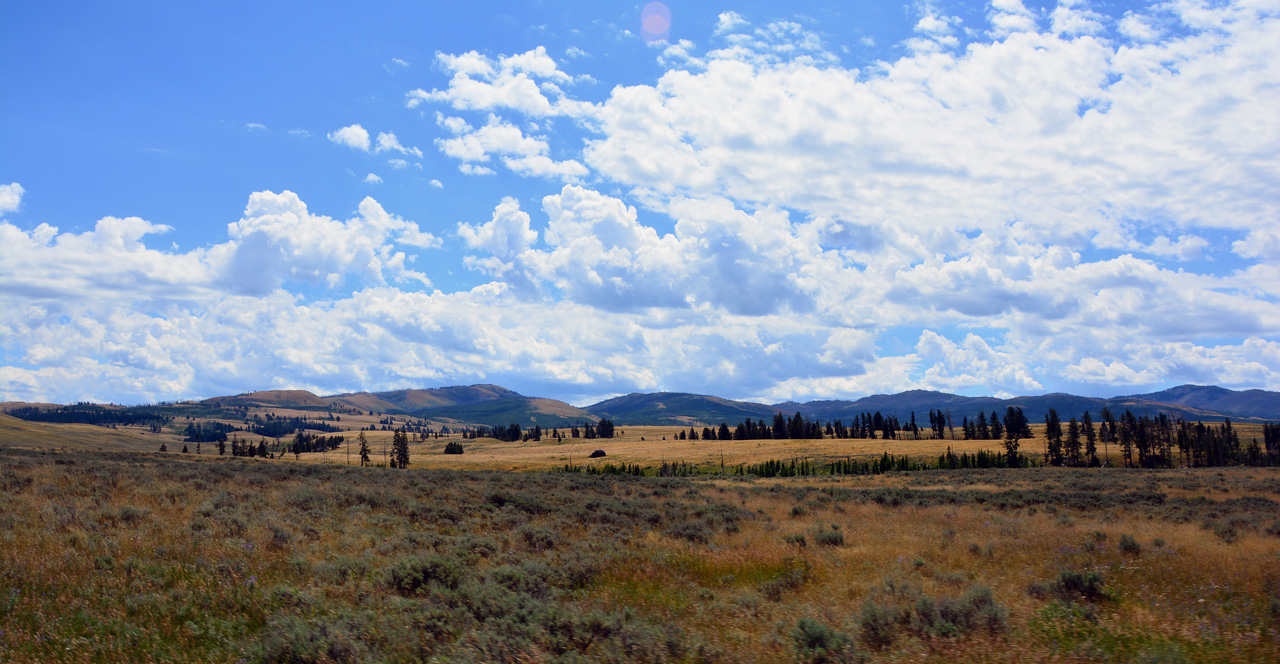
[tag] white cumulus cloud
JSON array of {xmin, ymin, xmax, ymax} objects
[{"xmin": 327, "ymin": 124, "xmax": 372, "ymax": 151}]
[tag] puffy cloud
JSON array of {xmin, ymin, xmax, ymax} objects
[
  {"xmin": 222, "ymin": 192, "xmax": 437, "ymax": 292},
  {"xmin": 436, "ymin": 115, "xmax": 587, "ymax": 181},
  {"xmin": 916, "ymin": 330, "xmax": 1044, "ymax": 393},
  {"xmin": 575, "ymin": 2, "xmax": 1280, "ymax": 251},
  {"xmin": 715, "ymin": 11, "xmax": 748, "ymax": 35},
  {"xmin": 327, "ymin": 124, "xmax": 371, "ymax": 151},
  {"xmin": 0, "ymin": 191, "xmax": 440, "ymax": 306},
  {"xmin": 457, "ymin": 197, "xmax": 537, "ymax": 259},
  {"xmin": 374, "ymin": 131, "xmax": 423, "ymax": 158},
  {"xmin": 0, "ymin": 182, "xmax": 24, "ymax": 214},
  {"xmin": 405, "ymin": 47, "xmax": 591, "ymax": 118},
  {"xmin": 364, "ymin": 173, "xmax": 382, "ymax": 184}
]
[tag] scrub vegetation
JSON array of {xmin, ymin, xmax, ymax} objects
[{"xmin": 2, "ymin": 445, "xmax": 1279, "ymax": 663}]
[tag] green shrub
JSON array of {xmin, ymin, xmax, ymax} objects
[
  {"xmin": 1029, "ymin": 570, "xmax": 1109, "ymax": 603},
  {"xmin": 858, "ymin": 599, "xmax": 905, "ymax": 650},
  {"xmin": 1119, "ymin": 534, "xmax": 1141, "ymax": 555},
  {"xmin": 859, "ymin": 582, "xmax": 1006, "ymax": 648},
  {"xmin": 664, "ymin": 519, "xmax": 714, "ymax": 544},
  {"xmin": 911, "ymin": 584, "xmax": 1007, "ymax": 638},
  {"xmin": 385, "ymin": 555, "xmax": 464, "ymax": 594},
  {"xmin": 783, "ymin": 533, "xmax": 807, "ymax": 546},
  {"xmin": 267, "ymin": 523, "xmax": 293, "ymax": 550},
  {"xmin": 792, "ymin": 617, "xmax": 854, "ymax": 663},
  {"xmin": 253, "ymin": 613, "xmax": 368, "ymax": 663},
  {"xmin": 760, "ymin": 559, "xmax": 810, "ymax": 601},
  {"xmin": 813, "ymin": 528, "xmax": 845, "ymax": 547},
  {"xmin": 517, "ymin": 524, "xmax": 557, "ymax": 552},
  {"xmin": 443, "ymin": 441, "xmax": 464, "ymax": 455}
]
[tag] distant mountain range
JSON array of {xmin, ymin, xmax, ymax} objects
[{"xmin": 187, "ymin": 383, "xmax": 1280, "ymax": 427}]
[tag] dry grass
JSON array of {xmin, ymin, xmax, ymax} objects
[{"xmin": 1, "ymin": 442, "xmax": 1278, "ymax": 663}]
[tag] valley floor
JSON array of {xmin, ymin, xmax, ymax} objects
[{"xmin": 1, "ymin": 445, "xmax": 1278, "ymax": 663}]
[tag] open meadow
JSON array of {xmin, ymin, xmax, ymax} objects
[
  {"xmin": 5, "ymin": 408, "xmax": 1271, "ymax": 473},
  {"xmin": 2, "ymin": 424, "xmax": 1279, "ymax": 663}
]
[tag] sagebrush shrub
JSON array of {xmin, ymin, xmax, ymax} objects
[{"xmin": 386, "ymin": 555, "xmax": 464, "ymax": 594}]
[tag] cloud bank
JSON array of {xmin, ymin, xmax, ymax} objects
[{"xmin": 4, "ymin": 1, "xmax": 1279, "ymax": 405}]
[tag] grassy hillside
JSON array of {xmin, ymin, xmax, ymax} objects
[
  {"xmin": 414, "ymin": 396, "xmax": 598, "ymax": 428},
  {"xmin": 0, "ymin": 414, "xmax": 159, "ymax": 453},
  {"xmin": 588, "ymin": 392, "xmax": 779, "ymax": 426}
]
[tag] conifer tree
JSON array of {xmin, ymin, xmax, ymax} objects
[
  {"xmin": 392, "ymin": 428, "xmax": 409, "ymax": 469},
  {"xmin": 1066, "ymin": 417, "xmax": 1082, "ymax": 466},
  {"xmin": 358, "ymin": 431, "xmax": 370, "ymax": 467},
  {"xmin": 1045, "ymin": 408, "xmax": 1063, "ymax": 466},
  {"xmin": 1081, "ymin": 411, "xmax": 1097, "ymax": 466},
  {"xmin": 1002, "ymin": 406, "xmax": 1021, "ymax": 467}
]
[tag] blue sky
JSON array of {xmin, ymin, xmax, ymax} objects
[{"xmin": 2, "ymin": 0, "xmax": 1278, "ymax": 405}]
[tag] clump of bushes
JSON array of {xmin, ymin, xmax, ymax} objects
[
  {"xmin": 760, "ymin": 559, "xmax": 811, "ymax": 601},
  {"xmin": 857, "ymin": 581, "xmax": 1007, "ymax": 649},
  {"xmin": 385, "ymin": 555, "xmax": 464, "ymax": 594},
  {"xmin": 1029, "ymin": 570, "xmax": 1110, "ymax": 603},
  {"xmin": 813, "ymin": 525, "xmax": 845, "ymax": 547},
  {"xmin": 792, "ymin": 617, "xmax": 860, "ymax": 663},
  {"xmin": 443, "ymin": 441, "xmax": 464, "ymax": 455},
  {"xmin": 1118, "ymin": 534, "xmax": 1142, "ymax": 555}
]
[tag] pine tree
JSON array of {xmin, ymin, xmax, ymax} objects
[
  {"xmin": 1081, "ymin": 411, "xmax": 1097, "ymax": 466},
  {"xmin": 1045, "ymin": 408, "xmax": 1063, "ymax": 466},
  {"xmin": 1066, "ymin": 417, "xmax": 1082, "ymax": 466},
  {"xmin": 1100, "ymin": 407, "xmax": 1115, "ymax": 466},
  {"xmin": 358, "ymin": 431, "xmax": 370, "ymax": 467},
  {"xmin": 1002, "ymin": 406, "xmax": 1021, "ymax": 467},
  {"xmin": 989, "ymin": 411, "xmax": 1003, "ymax": 440},
  {"xmin": 392, "ymin": 428, "xmax": 410, "ymax": 469}
]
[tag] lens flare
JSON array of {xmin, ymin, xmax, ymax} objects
[{"xmin": 641, "ymin": 2, "xmax": 671, "ymax": 43}]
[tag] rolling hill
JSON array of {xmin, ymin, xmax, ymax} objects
[
  {"xmin": 1119, "ymin": 385, "xmax": 1280, "ymax": 421},
  {"xmin": 587, "ymin": 385, "xmax": 1280, "ymax": 426},
  {"xmin": 586, "ymin": 392, "xmax": 780, "ymax": 426},
  {"xmin": 10, "ymin": 384, "xmax": 1278, "ymax": 430},
  {"xmin": 202, "ymin": 384, "xmax": 594, "ymax": 427}
]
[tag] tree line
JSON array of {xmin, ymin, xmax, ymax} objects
[{"xmin": 462, "ymin": 419, "xmax": 616, "ymax": 442}]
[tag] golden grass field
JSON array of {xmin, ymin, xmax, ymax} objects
[{"xmin": 6, "ymin": 407, "xmax": 1270, "ymax": 472}]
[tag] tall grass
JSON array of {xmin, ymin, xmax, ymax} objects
[{"xmin": 0, "ymin": 447, "xmax": 1277, "ymax": 662}]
